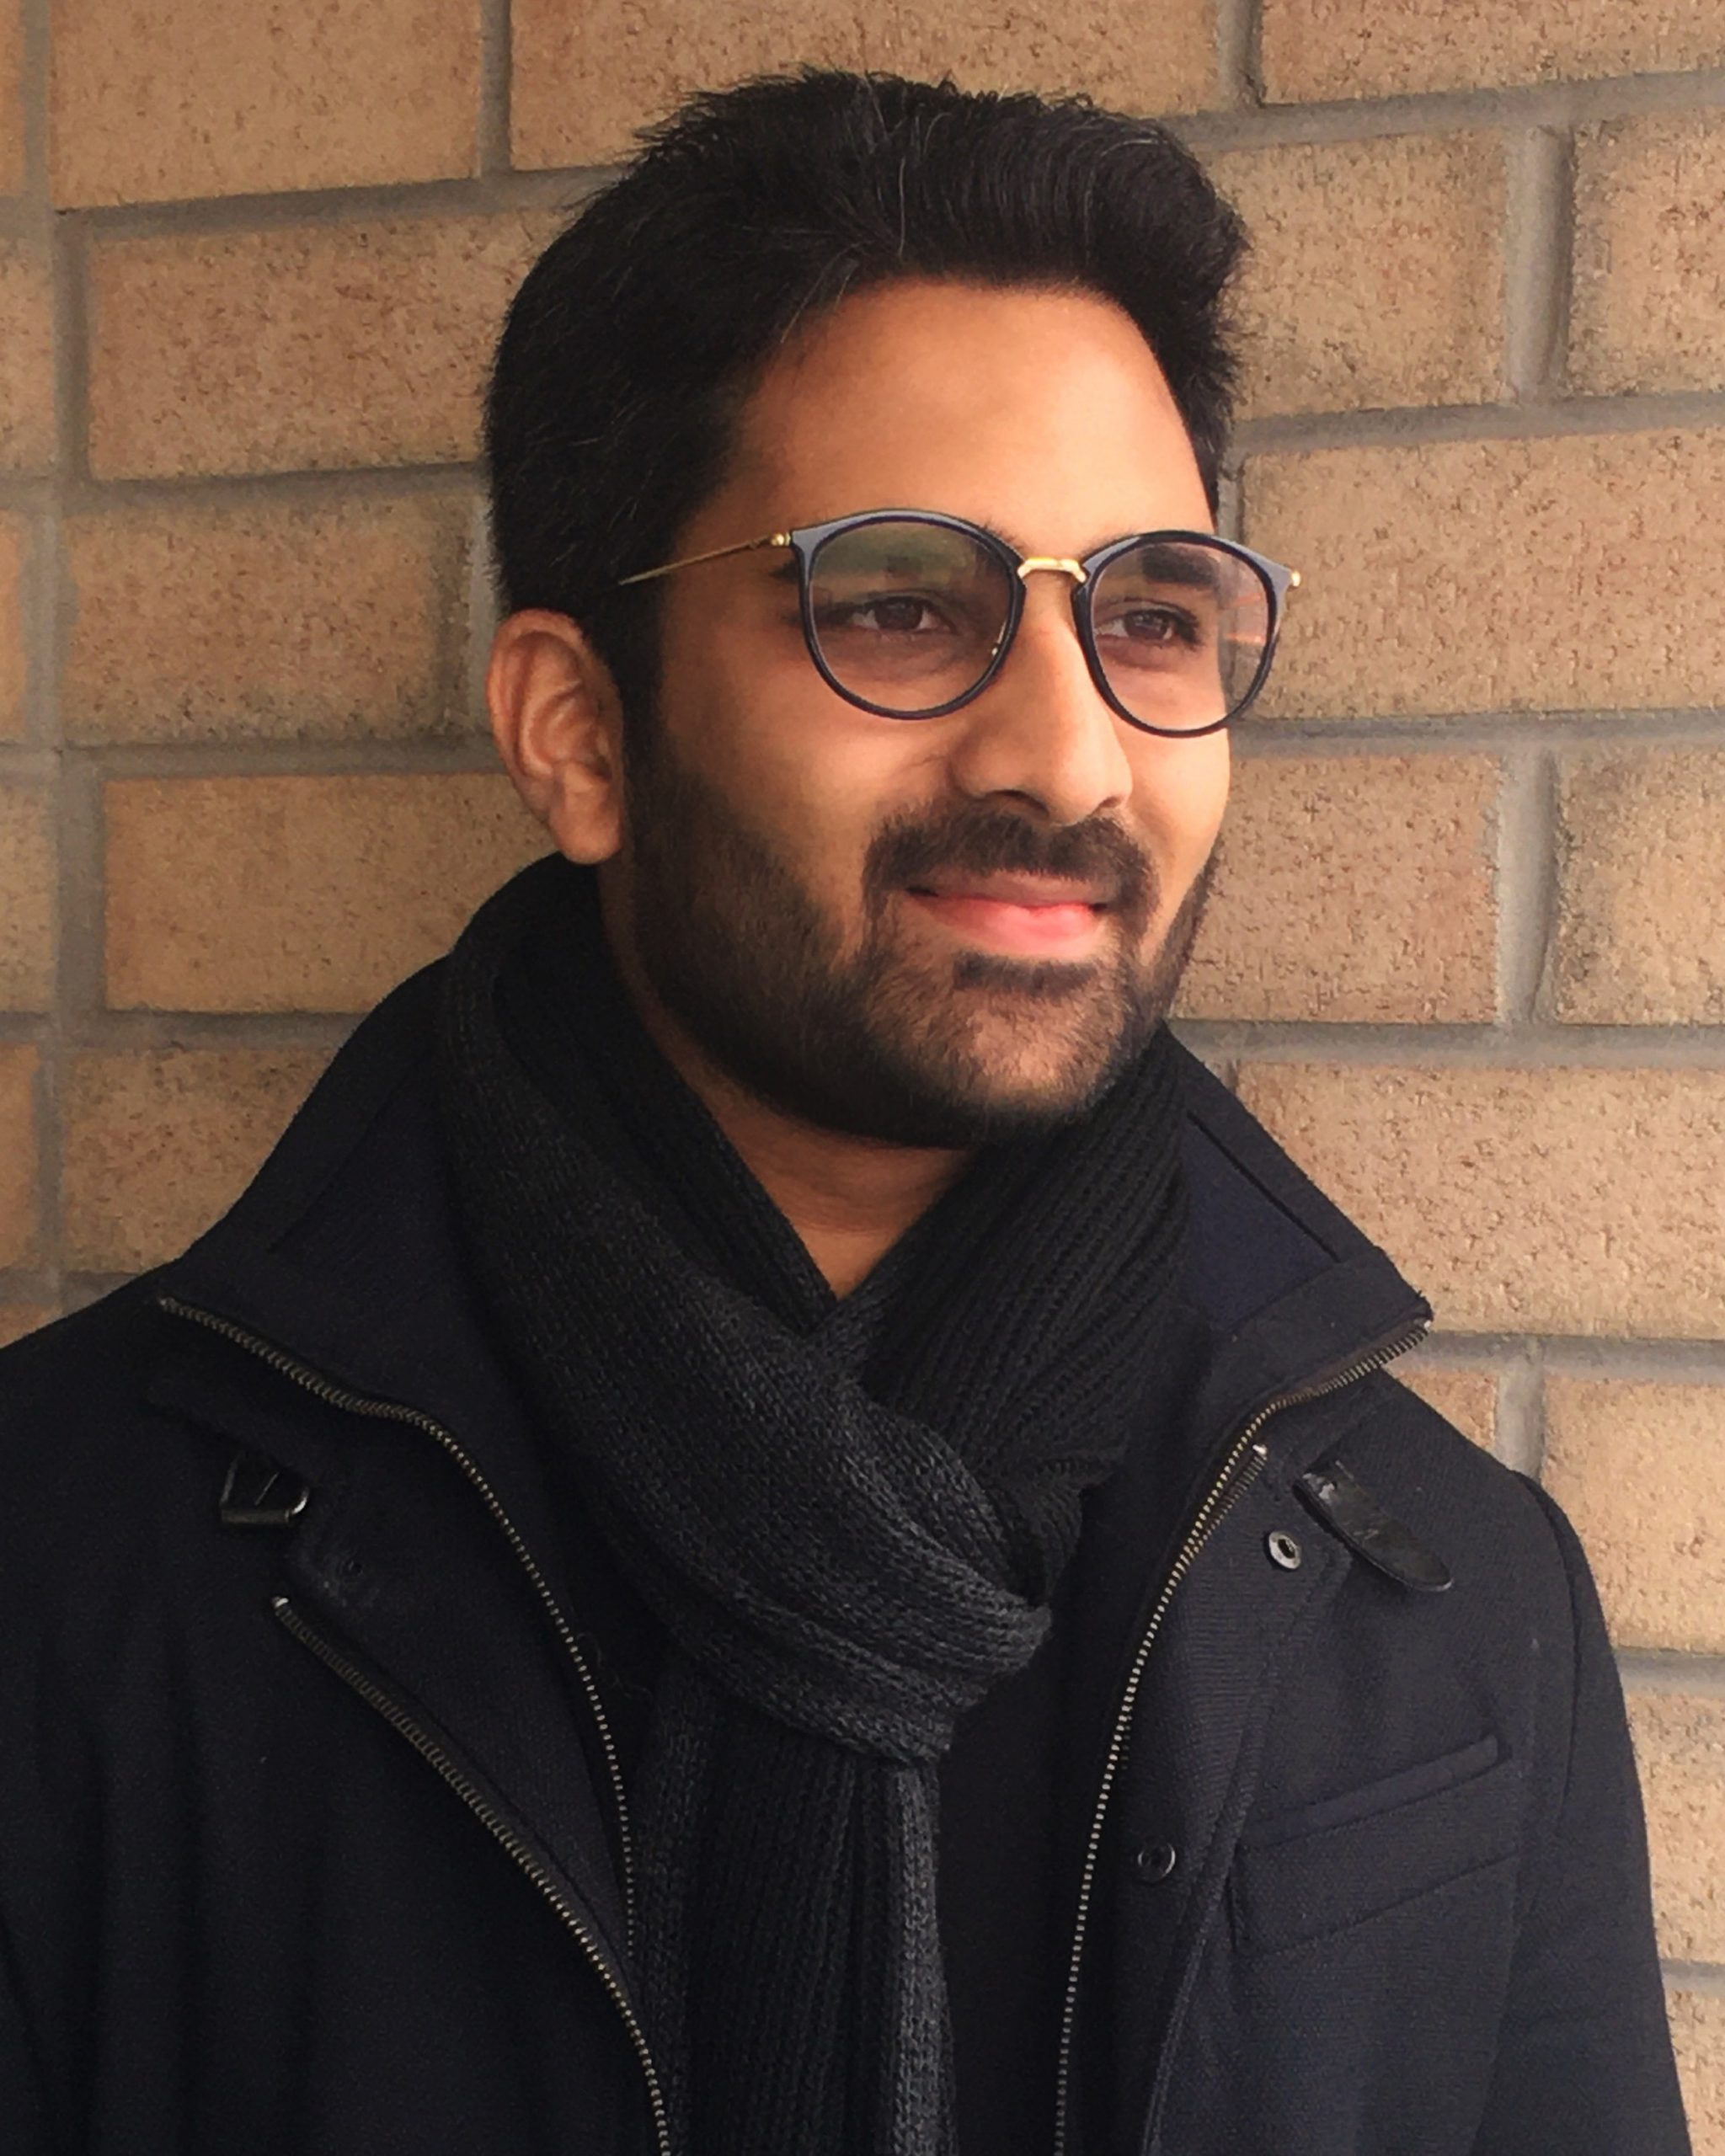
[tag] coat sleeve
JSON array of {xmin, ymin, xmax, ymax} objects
[{"xmin": 1470, "ymin": 1481, "xmax": 1690, "ymax": 2155}]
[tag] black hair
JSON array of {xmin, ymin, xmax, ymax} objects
[{"xmin": 484, "ymin": 67, "xmax": 1247, "ymax": 720}]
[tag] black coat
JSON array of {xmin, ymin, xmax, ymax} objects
[{"xmin": 0, "ymin": 966, "xmax": 1690, "ymax": 2155}]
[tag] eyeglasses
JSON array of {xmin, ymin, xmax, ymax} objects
[{"xmin": 617, "ymin": 509, "xmax": 1298, "ymax": 737}]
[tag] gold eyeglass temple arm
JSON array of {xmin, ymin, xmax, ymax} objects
[{"xmin": 617, "ymin": 531, "xmax": 793, "ymax": 587}]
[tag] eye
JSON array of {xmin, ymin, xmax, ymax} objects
[
  {"xmin": 1099, "ymin": 604, "xmax": 1203, "ymax": 649},
  {"xmin": 816, "ymin": 592, "xmax": 953, "ymax": 637}
]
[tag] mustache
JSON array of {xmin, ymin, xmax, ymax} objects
[{"xmin": 865, "ymin": 803, "xmax": 1157, "ymax": 921}]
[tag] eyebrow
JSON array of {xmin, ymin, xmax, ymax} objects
[{"xmin": 1108, "ymin": 544, "xmax": 1225, "ymax": 593}]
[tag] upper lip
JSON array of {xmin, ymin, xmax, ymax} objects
[{"xmin": 911, "ymin": 873, "xmax": 1112, "ymax": 909}]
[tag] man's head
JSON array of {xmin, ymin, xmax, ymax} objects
[{"xmin": 485, "ymin": 70, "xmax": 1251, "ymax": 1147}]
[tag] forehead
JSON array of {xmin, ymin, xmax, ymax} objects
[{"xmin": 713, "ymin": 279, "xmax": 1212, "ymax": 552}]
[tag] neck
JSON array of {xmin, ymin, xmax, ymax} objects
[{"xmin": 602, "ymin": 905, "xmax": 970, "ymax": 1298}]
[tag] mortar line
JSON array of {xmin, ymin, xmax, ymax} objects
[
  {"xmin": 1406, "ymin": 1333, "xmax": 1725, "ymax": 1379},
  {"xmin": 59, "ymin": 164, "xmax": 608, "ymax": 242},
  {"xmin": 1234, "ymin": 712, "xmax": 1725, "ymax": 750},
  {"xmin": 1618, "ymin": 1649, "xmax": 1725, "ymax": 1695},
  {"xmin": 1172, "ymin": 1019, "xmax": 1725, "ymax": 1065},
  {"xmin": 1502, "ymin": 125, "xmax": 1573, "ymax": 400},
  {"xmin": 1494, "ymin": 1349, "xmax": 1546, "ymax": 1478},
  {"xmin": 464, "ymin": 494, "xmax": 499, "ymax": 731},
  {"xmin": 476, "ymin": 0, "xmax": 513, "ymax": 178},
  {"xmin": 1662, "ymin": 1962, "xmax": 1725, "ymax": 1997},
  {"xmin": 1236, "ymin": 387, "xmax": 1725, "ymax": 455},
  {"xmin": 1177, "ymin": 67, "xmax": 1725, "ymax": 154},
  {"xmin": 1215, "ymin": 465, "xmax": 1243, "ymax": 542},
  {"xmin": 1215, "ymin": 0, "xmax": 1262, "ymax": 109},
  {"xmin": 54, "ymin": 210, "xmax": 93, "ymax": 491},
  {"xmin": 1495, "ymin": 744, "xmax": 1559, "ymax": 1023},
  {"xmin": 1538, "ymin": 1338, "xmax": 1725, "ymax": 1380},
  {"xmin": 1401, "ymin": 1336, "xmax": 1522, "ymax": 1369}
]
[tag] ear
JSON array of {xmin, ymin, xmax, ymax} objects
[{"xmin": 487, "ymin": 610, "xmax": 626, "ymax": 865}]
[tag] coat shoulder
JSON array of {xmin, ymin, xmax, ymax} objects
[
  {"xmin": 1339, "ymin": 1364, "xmax": 1583, "ymax": 1625},
  {"xmin": 0, "ymin": 1280, "xmax": 211, "ymax": 1590}
]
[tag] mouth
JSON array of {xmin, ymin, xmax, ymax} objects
[{"xmin": 903, "ymin": 873, "xmax": 1113, "ymax": 959}]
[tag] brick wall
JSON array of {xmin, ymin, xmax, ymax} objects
[{"xmin": 0, "ymin": 0, "xmax": 1721, "ymax": 2132}]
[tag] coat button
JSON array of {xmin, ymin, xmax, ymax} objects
[
  {"xmin": 1266, "ymin": 1529, "xmax": 1303, "ymax": 1570},
  {"xmin": 1132, "ymin": 1840, "xmax": 1178, "ymax": 1883}
]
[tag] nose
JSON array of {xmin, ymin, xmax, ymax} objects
[{"xmin": 943, "ymin": 568, "xmax": 1133, "ymax": 826}]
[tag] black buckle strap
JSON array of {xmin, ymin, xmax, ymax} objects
[
  {"xmin": 1295, "ymin": 1456, "xmax": 1452, "ymax": 1593},
  {"xmin": 218, "ymin": 1447, "xmax": 311, "ymax": 1529}
]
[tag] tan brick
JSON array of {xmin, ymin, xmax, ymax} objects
[
  {"xmin": 1396, "ymin": 1360, "xmax": 1497, "ymax": 1449},
  {"xmin": 1211, "ymin": 134, "xmax": 1505, "ymax": 419},
  {"xmin": 1262, "ymin": 0, "xmax": 1725, "ymax": 101},
  {"xmin": 0, "ymin": 1305, "xmax": 54, "ymax": 1349},
  {"xmin": 1669, "ymin": 1989, "xmax": 1725, "ymax": 2156},
  {"xmin": 0, "ymin": 1046, "xmax": 38, "ymax": 1269},
  {"xmin": 0, "ymin": 785, "xmax": 51, "ymax": 1011},
  {"xmin": 87, "ymin": 214, "xmax": 555, "ymax": 480},
  {"xmin": 1626, "ymin": 1689, "xmax": 1725, "ymax": 1966},
  {"xmin": 1236, "ymin": 1063, "xmax": 1725, "ymax": 1337},
  {"xmin": 0, "ymin": 513, "xmax": 25, "ymax": 740},
  {"xmin": 1573, "ymin": 113, "xmax": 1725, "ymax": 403},
  {"xmin": 64, "ymin": 494, "xmax": 473, "ymax": 744},
  {"xmin": 50, "ymin": 0, "xmax": 478, "ymax": 207},
  {"xmin": 0, "ymin": 241, "xmax": 54, "ymax": 474},
  {"xmin": 1551, "ymin": 750, "xmax": 1725, "ymax": 1027},
  {"xmin": 0, "ymin": 0, "xmax": 23, "ymax": 195},
  {"xmin": 63, "ymin": 1049, "xmax": 326, "ymax": 1273},
  {"xmin": 1178, "ymin": 754, "xmax": 1497, "ymax": 1023},
  {"xmin": 104, "ymin": 774, "xmax": 547, "ymax": 1013},
  {"xmin": 1543, "ymin": 1378, "xmax": 1725, "ymax": 1655},
  {"xmin": 1246, "ymin": 431, "xmax": 1725, "ymax": 719},
  {"xmin": 510, "ymin": 0, "xmax": 1217, "ymax": 170}
]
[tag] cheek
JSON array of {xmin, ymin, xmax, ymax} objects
[
  {"xmin": 1126, "ymin": 732, "xmax": 1231, "ymax": 894},
  {"xmin": 657, "ymin": 617, "xmax": 944, "ymax": 891}
]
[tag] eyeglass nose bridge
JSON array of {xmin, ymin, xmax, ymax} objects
[{"xmin": 1014, "ymin": 555, "xmax": 1088, "ymax": 586}]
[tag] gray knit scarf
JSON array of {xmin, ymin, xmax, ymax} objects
[{"xmin": 437, "ymin": 858, "xmax": 1188, "ymax": 2156}]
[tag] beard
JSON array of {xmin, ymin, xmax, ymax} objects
[{"xmin": 616, "ymin": 727, "xmax": 1214, "ymax": 1149}]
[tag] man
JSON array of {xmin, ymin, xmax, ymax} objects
[{"xmin": 0, "ymin": 67, "xmax": 1689, "ymax": 2156}]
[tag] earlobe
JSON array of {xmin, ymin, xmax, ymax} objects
[{"xmin": 487, "ymin": 611, "xmax": 626, "ymax": 865}]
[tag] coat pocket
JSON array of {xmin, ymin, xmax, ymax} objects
[{"xmin": 1229, "ymin": 1735, "xmax": 1522, "ymax": 1956}]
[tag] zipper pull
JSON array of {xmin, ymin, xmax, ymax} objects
[{"xmin": 1295, "ymin": 1457, "xmax": 1452, "ymax": 1593}]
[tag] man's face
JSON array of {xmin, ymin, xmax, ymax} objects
[{"xmin": 608, "ymin": 279, "xmax": 1230, "ymax": 1146}]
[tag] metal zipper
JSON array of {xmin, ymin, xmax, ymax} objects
[
  {"xmin": 272, "ymin": 1593, "xmax": 673, "ymax": 2156},
  {"xmin": 158, "ymin": 1292, "xmax": 638, "ymax": 1941},
  {"xmin": 1049, "ymin": 1317, "xmax": 1429, "ymax": 2156},
  {"xmin": 158, "ymin": 1294, "xmax": 668, "ymax": 2144}
]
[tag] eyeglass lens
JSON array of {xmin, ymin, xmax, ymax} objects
[{"xmin": 806, "ymin": 519, "xmax": 1273, "ymax": 728}]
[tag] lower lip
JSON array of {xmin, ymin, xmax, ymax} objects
[{"xmin": 908, "ymin": 891, "xmax": 1106, "ymax": 957}]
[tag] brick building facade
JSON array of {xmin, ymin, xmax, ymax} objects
[{"xmin": 0, "ymin": 1, "xmax": 1721, "ymax": 2137}]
